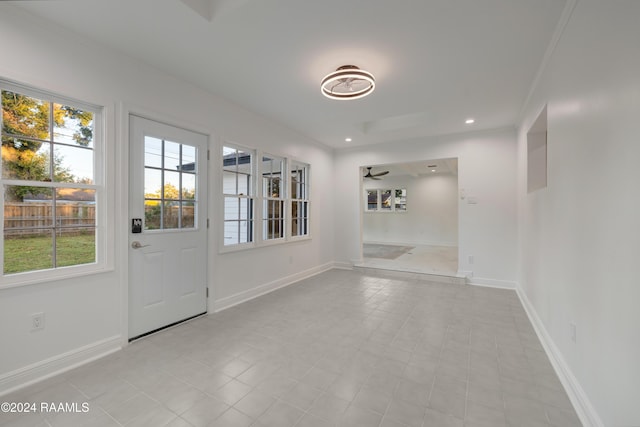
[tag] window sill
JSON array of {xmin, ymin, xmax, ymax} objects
[
  {"xmin": 219, "ymin": 234, "xmax": 311, "ymax": 254},
  {"xmin": 0, "ymin": 263, "xmax": 114, "ymax": 290}
]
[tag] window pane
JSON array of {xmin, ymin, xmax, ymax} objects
[
  {"xmin": 237, "ymin": 173, "xmax": 249, "ymax": 195},
  {"xmin": 269, "ymin": 200, "xmax": 276, "ymax": 218},
  {"xmin": 53, "ymin": 104, "xmax": 94, "ymax": 147},
  {"xmin": 144, "ymin": 168, "xmax": 162, "ymax": 198},
  {"xmin": 224, "ymin": 220, "xmax": 239, "ymax": 245},
  {"xmin": 271, "ymin": 178, "xmax": 282, "ymax": 198},
  {"xmin": 290, "ymin": 165, "xmax": 306, "ymax": 200},
  {"xmin": 225, "ymin": 197, "xmax": 239, "ymax": 221},
  {"xmin": 237, "ymin": 159, "xmax": 251, "ymax": 176},
  {"xmin": 144, "ymin": 137, "xmax": 162, "ymax": 168},
  {"xmin": 395, "ymin": 188, "xmax": 407, "ymax": 211},
  {"xmin": 239, "ymin": 220, "xmax": 251, "ymax": 244},
  {"xmin": 181, "ymin": 145, "xmax": 196, "ymax": 172},
  {"xmin": 56, "ymin": 188, "xmax": 95, "ymax": 229},
  {"xmin": 181, "ymin": 202, "xmax": 195, "ymax": 228},
  {"xmin": 367, "ymin": 190, "xmax": 377, "ymax": 210},
  {"xmin": 182, "ymin": 173, "xmax": 196, "ymax": 200},
  {"xmin": 164, "ymin": 141, "xmax": 181, "ymax": 170},
  {"xmin": 54, "ymin": 144, "xmax": 93, "ymax": 183},
  {"xmin": 4, "ymin": 230, "xmax": 53, "ymax": 274},
  {"xmin": 223, "ymin": 147, "xmax": 237, "ymax": 172},
  {"xmin": 2, "ymin": 138, "xmax": 51, "ymax": 181},
  {"xmin": 292, "ymin": 201, "xmax": 309, "ymax": 237},
  {"xmin": 163, "ymin": 202, "xmax": 179, "ymax": 229},
  {"xmin": 1, "ymin": 91, "xmax": 50, "ymax": 140},
  {"xmin": 164, "ymin": 171, "xmax": 180, "ymax": 200},
  {"xmin": 4, "ymin": 186, "xmax": 53, "ymax": 227},
  {"xmin": 265, "ymin": 218, "xmax": 283, "ymax": 240},
  {"xmin": 237, "ymin": 150, "xmax": 251, "ymax": 171},
  {"xmin": 56, "ymin": 229, "xmax": 95, "ymax": 268},
  {"xmin": 381, "ymin": 190, "xmax": 392, "ymax": 210},
  {"xmin": 144, "ymin": 200, "xmax": 161, "ymax": 230},
  {"xmin": 262, "ymin": 155, "xmax": 283, "ymax": 198},
  {"xmin": 240, "ymin": 198, "xmax": 250, "ymax": 220},
  {"xmin": 223, "ymin": 170, "xmax": 237, "ymax": 195}
]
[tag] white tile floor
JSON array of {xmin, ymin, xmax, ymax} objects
[{"xmin": 1, "ymin": 269, "xmax": 581, "ymax": 427}]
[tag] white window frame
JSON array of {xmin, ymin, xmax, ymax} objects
[
  {"xmin": 219, "ymin": 144, "xmax": 311, "ymax": 252},
  {"xmin": 221, "ymin": 143, "xmax": 255, "ymax": 251},
  {"xmin": 289, "ymin": 161, "xmax": 310, "ymax": 239},
  {"xmin": 364, "ymin": 188, "xmax": 407, "ymax": 213},
  {"xmin": 0, "ymin": 79, "xmax": 107, "ymax": 288},
  {"xmin": 260, "ymin": 153, "xmax": 286, "ymax": 243}
]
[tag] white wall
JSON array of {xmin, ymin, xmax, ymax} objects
[
  {"xmin": 334, "ymin": 128, "xmax": 518, "ymax": 287},
  {"xmin": 363, "ymin": 173, "xmax": 458, "ymax": 246},
  {"xmin": 0, "ymin": 4, "xmax": 334, "ymax": 392},
  {"xmin": 517, "ymin": 1, "xmax": 640, "ymax": 426}
]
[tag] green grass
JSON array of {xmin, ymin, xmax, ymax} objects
[{"xmin": 4, "ymin": 233, "xmax": 95, "ymax": 274}]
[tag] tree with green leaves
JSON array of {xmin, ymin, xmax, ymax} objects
[
  {"xmin": 1, "ymin": 90, "xmax": 93, "ymax": 201},
  {"xmin": 144, "ymin": 183, "xmax": 195, "ymax": 229}
]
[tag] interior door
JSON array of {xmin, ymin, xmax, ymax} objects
[{"xmin": 128, "ymin": 115, "xmax": 208, "ymax": 339}]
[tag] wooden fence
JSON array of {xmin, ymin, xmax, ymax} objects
[{"xmin": 4, "ymin": 203, "xmax": 95, "ymax": 237}]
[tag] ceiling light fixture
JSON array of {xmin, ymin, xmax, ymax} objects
[
  {"xmin": 321, "ymin": 65, "xmax": 375, "ymax": 100},
  {"xmin": 465, "ymin": 118, "xmax": 475, "ymax": 124},
  {"xmin": 345, "ymin": 137, "xmax": 352, "ymax": 142}
]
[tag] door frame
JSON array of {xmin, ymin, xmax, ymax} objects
[{"xmin": 119, "ymin": 105, "xmax": 214, "ymax": 347}]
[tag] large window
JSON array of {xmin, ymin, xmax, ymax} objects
[
  {"xmin": 221, "ymin": 145, "xmax": 310, "ymax": 250},
  {"xmin": 365, "ymin": 188, "xmax": 407, "ymax": 212},
  {"xmin": 290, "ymin": 162, "xmax": 309, "ymax": 237},
  {"xmin": 262, "ymin": 154, "xmax": 284, "ymax": 241},
  {"xmin": 223, "ymin": 145, "xmax": 254, "ymax": 246},
  {"xmin": 1, "ymin": 83, "xmax": 101, "ymax": 276}
]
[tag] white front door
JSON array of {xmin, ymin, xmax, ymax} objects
[{"xmin": 128, "ymin": 115, "xmax": 208, "ymax": 339}]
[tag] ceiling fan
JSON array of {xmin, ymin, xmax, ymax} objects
[{"xmin": 363, "ymin": 166, "xmax": 389, "ymax": 180}]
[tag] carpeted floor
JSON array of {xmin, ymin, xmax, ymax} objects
[{"xmin": 362, "ymin": 244, "xmax": 415, "ymax": 260}]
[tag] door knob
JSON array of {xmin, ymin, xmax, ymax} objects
[{"xmin": 131, "ymin": 241, "xmax": 150, "ymax": 249}]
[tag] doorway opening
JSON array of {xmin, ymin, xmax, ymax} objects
[{"xmin": 358, "ymin": 158, "xmax": 459, "ymax": 277}]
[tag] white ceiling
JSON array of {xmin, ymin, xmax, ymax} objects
[{"xmin": 10, "ymin": 0, "xmax": 566, "ymax": 148}]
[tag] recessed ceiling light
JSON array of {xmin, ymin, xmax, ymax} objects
[
  {"xmin": 431, "ymin": 169, "xmax": 436, "ymax": 173},
  {"xmin": 345, "ymin": 137, "xmax": 352, "ymax": 142},
  {"xmin": 465, "ymin": 118, "xmax": 475, "ymax": 124}
]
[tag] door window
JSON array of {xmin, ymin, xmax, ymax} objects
[{"xmin": 144, "ymin": 137, "xmax": 197, "ymax": 230}]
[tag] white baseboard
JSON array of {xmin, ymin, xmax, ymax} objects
[
  {"xmin": 0, "ymin": 335, "xmax": 122, "ymax": 397},
  {"xmin": 517, "ymin": 287, "xmax": 604, "ymax": 427},
  {"xmin": 467, "ymin": 277, "xmax": 516, "ymax": 289},
  {"xmin": 333, "ymin": 261, "xmax": 354, "ymax": 270},
  {"xmin": 213, "ymin": 262, "xmax": 335, "ymax": 312},
  {"xmin": 363, "ymin": 240, "xmax": 457, "ymax": 247}
]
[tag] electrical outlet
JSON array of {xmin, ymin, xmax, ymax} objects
[{"xmin": 31, "ymin": 312, "xmax": 44, "ymax": 331}]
